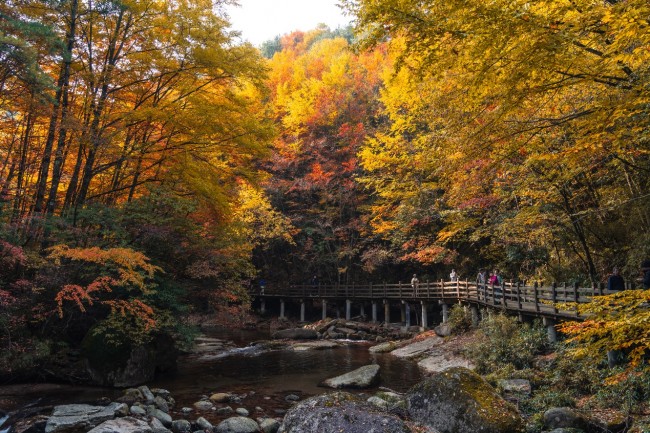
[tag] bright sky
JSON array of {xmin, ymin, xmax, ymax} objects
[{"xmin": 225, "ymin": 0, "xmax": 353, "ymax": 46}]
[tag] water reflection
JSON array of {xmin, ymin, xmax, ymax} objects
[{"xmin": 0, "ymin": 328, "xmax": 423, "ymax": 417}]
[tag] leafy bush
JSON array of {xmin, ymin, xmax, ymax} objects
[
  {"xmin": 448, "ymin": 304, "xmax": 473, "ymax": 334},
  {"xmin": 590, "ymin": 366, "xmax": 650, "ymax": 413},
  {"xmin": 465, "ymin": 312, "xmax": 548, "ymax": 374}
]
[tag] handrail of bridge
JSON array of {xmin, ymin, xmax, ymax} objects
[{"xmin": 255, "ymin": 280, "xmax": 619, "ymax": 320}]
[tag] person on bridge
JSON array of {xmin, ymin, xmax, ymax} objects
[
  {"xmin": 411, "ymin": 274, "xmax": 420, "ymax": 295},
  {"xmin": 607, "ymin": 267, "xmax": 625, "ymax": 291},
  {"xmin": 476, "ymin": 269, "xmax": 486, "ymax": 286},
  {"xmin": 450, "ymin": 269, "xmax": 458, "ymax": 282},
  {"xmin": 641, "ymin": 260, "xmax": 650, "ymax": 289}
]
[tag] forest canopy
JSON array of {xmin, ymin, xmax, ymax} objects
[{"xmin": 0, "ymin": 0, "xmax": 649, "ymax": 381}]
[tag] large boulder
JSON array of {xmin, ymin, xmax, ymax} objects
[
  {"xmin": 83, "ymin": 331, "xmax": 177, "ymax": 387},
  {"xmin": 277, "ymin": 392, "xmax": 411, "ymax": 433},
  {"xmin": 45, "ymin": 403, "xmax": 125, "ymax": 433},
  {"xmin": 543, "ymin": 408, "xmax": 588, "ymax": 431},
  {"xmin": 86, "ymin": 417, "xmax": 152, "ymax": 433},
  {"xmin": 406, "ymin": 367, "xmax": 524, "ymax": 433},
  {"xmin": 320, "ymin": 364, "xmax": 380, "ymax": 389},
  {"xmin": 271, "ymin": 328, "xmax": 318, "ymax": 340},
  {"xmin": 390, "ymin": 336, "xmax": 444, "ymax": 359}
]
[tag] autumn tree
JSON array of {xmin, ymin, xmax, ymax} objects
[
  {"xmin": 261, "ymin": 27, "xmax": 390, "ymax": 284},
  {"xmin": 345, "ymin": 0, "xmax": 650, "ymax": 283}
]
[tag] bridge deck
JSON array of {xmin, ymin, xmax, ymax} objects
[{"xmin": 256, "ymin": 281, "xmax": 610, "ymax": 320}]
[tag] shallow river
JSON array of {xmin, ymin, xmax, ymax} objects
[{"xmin": 0, "ymin": 327, "xmax": 422, "ymax": 427}]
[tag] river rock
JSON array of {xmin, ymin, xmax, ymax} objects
[
  {"xmin": 417, "ymin": 346, "xmax": 475, "ymax": 373},
  {"xmin": 277, "ymin": 392, "xmax": 411, "ymax": 433},
  {"xmin": 147, "ymin": 408, "xmax": 172, "ymax": 427},
  {"xmin": 151, "ymin": 389, "xmax": 171, "ymax": 399},
  {"xmin": 368, "ymin": 341, "xmax": 401, "ymax": 353},
  {"xmin": 406, "ymin": 367, "xmax": 525, "ymax": 433},
  {"xmin": 272, "ymin": 328, "xmax": 318, "ymax": 340},
  {"xmin": 170, "ymin": 419, "xmax": 191, "ymax": 433},
  {"xmin": 290, "ymin": 341, "xmax": 339, "ymax": 351},
  {"xmin": 367, "ymin": 391, "xmax": 405, "ymax": 410},
  {"xmin": 434, "ymin": 323, "xmax": 452, "ymax": 337},
  {"xmin": 542, "ymin": 429, "xmax": 585, "ymax": 433},
  {"xmin": 367, "ymin": 396, "xmax": 390, "ymax": 410},
  {"xmin": 258, "ymin": 418, "xmax": 280, "ymax": 433},
  {"xmin": 193, "ymin": 401, "xmax": 213, "ymax": 411},
  {"xmin": 320, "ymin": 364, "xmax": 380, "ymax": 389},
  {"xmin": 138, "ymin": 386, "xmax": 155, "ymax": 404},
  {"xmin": 216, "ymin": 406, "xmax": 234, "ymax": 415},
  {"xmin": 130, "ymin": 406, "xmax": 147, "ymax": 416},
  {"xmin": 543, "ymin": 408, "xmax": 588, "ymax": 431},
  {"xmin": 391, "ymin": 336, "xmax": 444, "ymax": 359},
  {"xmin": 149, "ymin": 417, "xmax": 171, "ymax": 433},
  {"xmin": 195, "ymin": 417, "xmax": 213, "ymax": 431},
  {"xmin": 235, "ymin": 408, "xmax": 249, "ymax": 416},
  {"xmin": 284, "ymin": 394, "xmax": 300, "ymax": 402},
  {"xmin": 214, "ymin": 417, "xmax": 259, "ymax": 433},
  {"xmin": 499, "ymin": 379, "xmax": 532, "ymax": 396},
  {"xmin": 87, "ymin": 417, "xmax": 152, "ymax": 433},
  {"xmin": 154, "ymin": 396, "xmax": 169, "ymax": 413},
  {"xmin": 210, "ymin": 393, "xmax": 231, "ymax": 403},
  {"xmin": 45, "ymin": 403, "xmax": 125, "ymax": 433}
]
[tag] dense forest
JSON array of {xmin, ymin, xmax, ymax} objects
[{"xmin": 0, "ymin": 0, "xmax": 649, "ymax": 382}]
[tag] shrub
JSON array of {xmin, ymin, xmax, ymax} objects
[
  {"xmin": 448, "ymin": 304, "xmax": 473, "ymax": 334},
  {"xmin": 465, "ymin": 312, "xmax": 548, "ymax": 374}
]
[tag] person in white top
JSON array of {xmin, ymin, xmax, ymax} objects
[
  {"xmin": 450, "ymin": 269, "xmax": 457, "ymax": 282},
  {"xmin": 411, "ymin": 274, "xmax": 419, "ymax": 295}
]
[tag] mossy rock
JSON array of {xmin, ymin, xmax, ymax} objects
[
  {"xmin": 82, "ymin": 328, "xmax": 176, "ymax": 387},
  {"xmin": 406, "ymin": 366, "xmax": 525, "ymax": 433},
  {"xmin": 278, "ymin": 391, "xmax": 411, "ymax": 433}
]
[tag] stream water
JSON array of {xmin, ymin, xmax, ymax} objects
[{"xmin": 0, "ymin": 327, "xmax": 422, "ymax": 428}]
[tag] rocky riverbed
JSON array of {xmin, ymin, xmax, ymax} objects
[{"xmin": 0, "ymin": 321, "xmax": 636, "ymax": 433}]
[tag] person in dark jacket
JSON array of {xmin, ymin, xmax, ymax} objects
[
  {"xmin": 607, "ymin": 267, "xmax": 625, "ymax": 291},
  {"xmin": 642, "ymin": 260, "xmax": 650, "ymax": 289}
]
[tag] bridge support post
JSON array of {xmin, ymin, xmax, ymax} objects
[
  {"xmin": 371, "ymin": 301, "xmax": 378, "ymax": 323},
  {"xmin": 543, "ymin": 317, "xmax": 557, "ymax": 343},
  {"xmin": 260, "ymin": 298, "xmax": 266, "ymax": 315},
  {"xmin": 383, "ymin": 300, "xmax": 390, "ymax": 325},
  {"xmin": 346, "ymin": 299, "xmax": 352, "ymax": 320},
  {"xmin": 280, "ymin": 299, "xmax": 285, "ymax": 320},
  {"xmin": 300, "ymin": 299, "xmax": 306, "ymax": 322},
  {"xmin": 400, "ymin": 302, "xmax": 406, "ymax": 323},
  {"xmin": 321, "ymin": 299, "xmax": 327, "ymax": 320},
  {"xmin": 441, "ymin": 303, "xmax": 449, "ymax": 323},
  {"xmin": 471, "ymin": 305, "xmax": 479, "ymax": 327},
  {"xmin": 360, "ymin": 303, "xmax": 366, "ymax": 320},
  {"xmin": 420, "ymin": 301, "xmax": 428, "ymax": 329},
  {"xmin": 402, "ymin": 300, "xmax": 411, "ymax": 328}
]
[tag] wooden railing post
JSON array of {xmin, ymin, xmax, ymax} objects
[
  {"xmin": 465, "ymin": 280, "xmax": 470, "ymax": 300},
  {"xmin": 534, "ymin": 282, "xmax": 540, "ymax": 312},
  {"xmin": 598, "ymin": 282, "xmax": 604, "ymax": 296},
  {"xmin": 552, "ymin": 282, "xmax": 558, "ymax": 314},
  {"xmin": 399, "ymin": 281, "xmax": 402, "ymax": 298},
  {"xmin": 370, "ymin": 282, "xmax": 373, "ymax": 299},
  {"xmin": 383, "ymin": 281, "xmax": 387, "ymax": 298},
  {"xmin": 426, "ymin": 280, "xmax": 430, "ymax": 299},
  {"xmin": 456, "ymin": 279, "xmax": 460, "ymax": 298},
  {"xmin": 491, "ymin": 283, "xmax": 496, "ymax": 306},
  {"xmin": 516, "ymin": 282, "xmax": 522, "ymax": 310},
  {"xmin": 574, "ymin": 282, "xmax": 580, "ymax": 317}
]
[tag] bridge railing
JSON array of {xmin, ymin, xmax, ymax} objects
[{"xmin": 256, "ymin": 280, "xmax": 616, "ymax": 318}]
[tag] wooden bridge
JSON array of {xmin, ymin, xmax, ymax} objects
[{"xmin": 255, "ymin": 280, "xmax": 618, "ymax": 341}]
